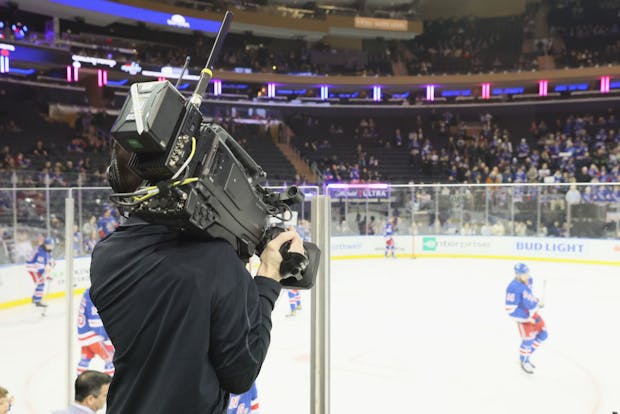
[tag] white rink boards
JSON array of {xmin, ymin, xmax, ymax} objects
[{"xmin": 2, "ymin": 257, "xmax": 620, "ymax": 414}]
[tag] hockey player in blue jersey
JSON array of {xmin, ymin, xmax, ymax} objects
[
  {"xmin": 77, "ymin": 288, "xmax": 115, "ymax": 376},
  {"xmin": 97, "ymin": 207, "xmax": 118, "ymax": 239},
  {"xmin": 285, "ymin": 290, "xmax": 302, "ymax": 317},
  {"xmin": 227, "ymin": 382, "xmax": 259, "ymax": 413},
  {"xmin": 383, "ymin": 218, "xmax": 395, "ymax": 258},
  {"xmin": 505, "ymin": 263, "xmax": 548, "ymax": 374},
  {"xmin": 25, "ymin": 238, "xmax": 55, "ymax": 307}
]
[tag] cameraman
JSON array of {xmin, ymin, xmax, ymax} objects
[{"xmin": 90, "ymin": 142, "xmax": 304, "ymax": 413}]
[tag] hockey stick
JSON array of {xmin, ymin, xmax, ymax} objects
[{"xmin": 539, "ymin": 279, "xmax": 547, "ymax": 307}]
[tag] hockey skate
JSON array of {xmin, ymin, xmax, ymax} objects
[
  {"xmin": 520, "ymin": 360, "xmax": 535, "ymax": 374},
  {"xmin": 34, "ymin": 302, "xmax": 48, "ymax": 308},
  {"xmin": 286, "ymin": 309, "xmax": 296, "ymax": 317}
]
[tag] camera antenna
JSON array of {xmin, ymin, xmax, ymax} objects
[
  {"xmin": 175, "ymin": 56, "xmax": 191, "ymax": 89},
  {"xmin": 190, "ymin": 11, "xmax": 233, "ymax": 107}
]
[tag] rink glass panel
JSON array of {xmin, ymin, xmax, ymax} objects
[
  {"xmin": 3, "ymin": 183, "xmax": 619, "ymax": 412},
  {"xmin": 75, "ymin": 187, "xmax": 115, "ymax": 257},
  {"xmin": 7, "ymin": 182, "xmax": 614, "ymax": 260},
  {"xmin": 565, "ymin": 182, "xmax": 620, "ymax": 238},
  {"xmin": 0, "ymin": 186, "xmax": 76, "ymax": 410},
  {"xmin": 0, "ymin": 187, "xmax": 74, "ymax": 265},
  {"xmin": 76, "ymin": 186, "xmax": 316, "ymax": 414},
  {"xmin": 328, "ymin": 184, "xmax": 393, "ymax": 236},
  {"xmin": 384, "ymin": 183, "xmax": 619, "ymax": 239},
  {"xmin": 261, "ymin": 185, "xmax": 316, "ymax": 414}
]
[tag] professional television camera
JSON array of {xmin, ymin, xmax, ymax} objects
[{"xmin": 107, "ymin": 11, "xmax": 319, "ymax": 289}]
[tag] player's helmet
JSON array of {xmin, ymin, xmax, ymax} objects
[
  {"xmin": 43, "ymin": 237, "xmax": 54, "ymax": 251},
  {"xmin": 514, "ymin": 262, "xmax": 529, "ymax": 275}
]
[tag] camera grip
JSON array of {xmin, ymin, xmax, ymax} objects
[{"xmin": 256, "ymin": 226, "xmax": 320, "ymax": 289}]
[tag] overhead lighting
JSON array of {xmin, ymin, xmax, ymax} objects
[
  {"xmin": 481, "ymin": 83, "xmax": 490, "ymax": 99},
  {"xmin": 320, "ymin": 85, "xmax": 329, "ymax": 100},
  {"xmin": 601, "ymin": 76, "xmax": 610, "ymax": 93},
  {"xmin": 372, "ymin": 86, "xmax": 382, "ymax": 101},
  {"xmin": 426, "ymin": 85, "xmax": 435, "ymax": 101},
  {"xmin": 8, "ymin": 67, "xmax": 35, "ymax": 75},
  {"xmin": 106, "ymin": 79, "xmax": 128, "ymax": 86},
  {"xmin": 538, "ymin": 80, "xmax": 548, "ymax": 97},
  {"xmin": 267, "ymin": 83, "xmax": 276, "ymax": 98},
  {"xmin": 213, "ymin": 79, "xmax": 222, "ymax": 96}
]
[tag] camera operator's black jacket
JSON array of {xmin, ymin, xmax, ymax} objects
[{"xmin": 90, "ymin": 217, "xmax": 282, "ymax": 414}]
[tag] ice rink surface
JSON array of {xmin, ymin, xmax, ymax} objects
[{"xmin": 2, "ymin": 257, "xmax": 619, "ymax": 414}]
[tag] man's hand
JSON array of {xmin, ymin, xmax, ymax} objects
[{"xmin": 257, "ymin": 227, "xmax": 304, "ymax": 281}]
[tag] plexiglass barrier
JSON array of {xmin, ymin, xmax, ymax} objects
[
  {"xmin": 1, "ymin": 182, "xmax": 619, "ymax": 413},
  {"xmin": 328, "ymin": 183, "xmax": 620, "ymax": 241},
  {"xmin": 3, "ymin": 183, "xmax": 619, "ymax": 266},
  {"xmin": 0, "ymin": 185, "xmax": 319, "ymax": 413}
]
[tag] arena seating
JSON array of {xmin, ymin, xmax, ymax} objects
[
  {"xmin": 544, "ymin": 1, "xmax": 620, "ymax": 69},
  {"xmin": 3, "ymin": 77, "xmax": 620, "ymax": 187}
]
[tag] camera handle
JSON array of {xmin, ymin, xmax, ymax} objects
[{"xmin": 255, "ymin": 226, "xmax": 320, "ymax": 289}]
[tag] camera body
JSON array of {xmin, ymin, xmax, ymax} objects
[
  {"xmin": 108, "ymin": 12, "xmax": 319, "ymax": 288},
  {"xmin": 109, "ymin": 79, "xmax": 319, "ymax": 288}
]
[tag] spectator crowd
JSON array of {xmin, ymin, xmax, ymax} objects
[
  {"xmin": 6, "ymin": 1, "xmax": 620, "ymax": 78},
  {"xmin": 290, "ymin": 108, "xmax": 620, "ymax": 194}
]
